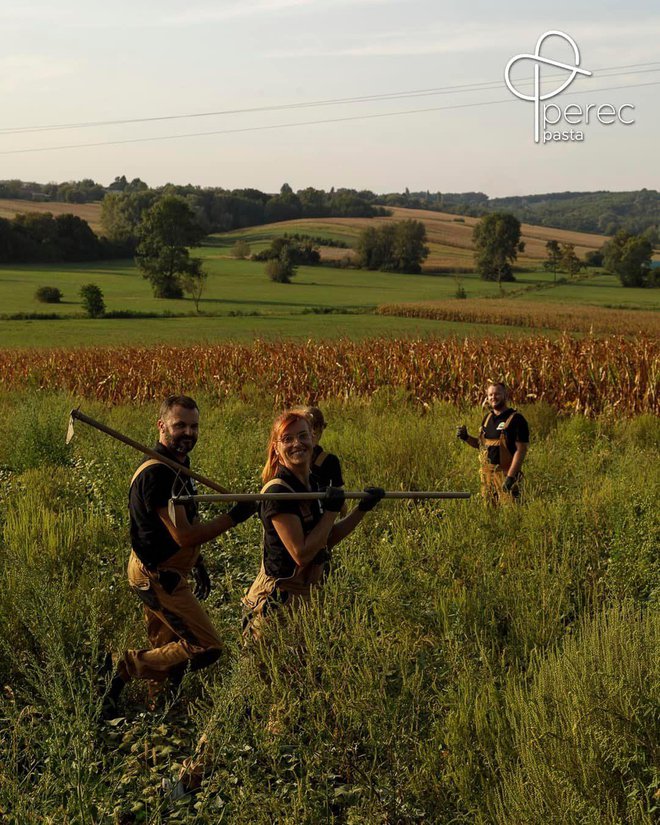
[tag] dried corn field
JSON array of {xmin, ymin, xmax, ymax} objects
[
  {"xmin": 377, "ymin": 300, "xmax": 660, "ymax": 337},
  {"xmin": 1, "ymin": 335, "xmax": 657, "ymax": 415}
]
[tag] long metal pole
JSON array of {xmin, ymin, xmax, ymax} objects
[
  {"xmin": 67, "ymin": 409, "xmax": 230, "ymax": 494},
  {"xmin": 173, "ymin": 491, "xmax": 470, "ymax": 503}
]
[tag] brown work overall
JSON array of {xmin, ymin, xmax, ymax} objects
[
  {"xmin": 478, "ymin": 411, "xmax": 521, "ymax": 505},
  {"xmin": 118, "ymin": 460, "xmax": 222, "ymax": 684},
  {"xmin": 242, "ymin": 477, "xmax": 322, "ymax": 642}
]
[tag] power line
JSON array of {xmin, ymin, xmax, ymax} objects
[
  {"xmin": 1, "ymin": 79, "xmax": 657, "ymax": 156},
  {"xmin": 0, "ymin": 61, "xmax": 658, "ymax": 136}
]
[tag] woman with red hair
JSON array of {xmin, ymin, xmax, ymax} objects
[
  {"xmin": 242, "ymin": 409, "xmax": 383, "ymax": 640},
  {"xmin": 169, "ymin": 410, "xmax": 383, "ymax": 800}
]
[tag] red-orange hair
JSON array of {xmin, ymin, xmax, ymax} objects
[{"xmin": 261, "ymin": 410, "xmax": 312, "ymax": 484}]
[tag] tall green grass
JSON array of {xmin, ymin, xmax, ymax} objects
[{"xmin": 0, "ymin": 391, "xmax": 657, "ymax": 823}]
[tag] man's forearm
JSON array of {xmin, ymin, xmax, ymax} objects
[
  {"xmin": 465, "ymin": 435, "xmax": 479, "ymax": 449},
  {"xmin": 508, "ymin": 446, "xmax": 528, "ymax": 478},
  {"xmin": 177, "ymin": 513, "xmax": 236, "ymax": 547}
]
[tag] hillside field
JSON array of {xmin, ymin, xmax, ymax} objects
[
  {"xmin": 206, "ymin": 206, "xmax": 613, "ymax": 271},
  {"xmin": 0, "ymin": 198, "xmax": 103, "ymax": 232}
]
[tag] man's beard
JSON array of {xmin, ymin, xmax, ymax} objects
[{"xmin": 164, "ymin": 431, "xmax": 196, "ymax": 455}]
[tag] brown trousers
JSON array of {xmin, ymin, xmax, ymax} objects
[
  {"xmin": 241, "ymin": 561, "xmax": 323, "ymax": 642},
  {"xmin": 480, "ymin": 461, "xmax": 521, "ymax": 505},
  {"xmin": 117, "ymin": 549, "xmax": 222, "ymax": 683}
]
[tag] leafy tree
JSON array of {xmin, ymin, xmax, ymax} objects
[
  {"xmin": 135, "ymin": 196, "xmax": 206, "ymax": 298},
  {"xmin": 560, "ymin": 243, "xmax": 582, "ymax": 279},
  {"xmin": 181, "ymin": 264, "xmax": 207, "ymax": 313},
  {"xmin": 264, "ymin": 191, "xmax": 302, "ymax": 223},
  {"xmin": 35, "ymin": 286, "xmax": 62, "ymax": 303},
  {"xmin": 101, "ymin": 191, "xmax": 156, "ymax": 246},
  {"xmin": 357, "ymin": 221, "xmax": 428, "ymax": 273},
  {"xmin": 79, "ymin": 283, "xmax": 105, "ymax": 317},
  {"xmin": 392, "ymin": 220, "xmax": 429, "ymax": 273},
  {"xmin": 265, "ymin": 247, "xmax": 297, "ymax": 283},
  {"xmin": 602, "ymin": 231, "xmax": 654, "ymax": 287},
  {"xmin": 584, "ymin": 249, "xmax": 604, "ymax": 267},
  {"xmin": 544, "ymin": 240, "xmax": 562, "ymax": 281},
  {"xmin": 231, "ymin": 240, "xmax": 251, "ymax": 259},
  {"xmin": 253, "ymin": 236, "xmax": 320, "ymax": 265},
  {"xmin": 473, "ymin": 212, "xmax": 522, "ymax": 284}
]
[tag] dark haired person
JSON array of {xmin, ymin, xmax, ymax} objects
[
  {"xmin": 102, "ymin": 395, "xmax": 255, "ymax": 718},
  {"xmin": 298, "ymin": 406, "xmax": 345, "ymax": 491},
  {"xmin": 457, "ymin": 382, "xmax": 529, "ymax": 504}
]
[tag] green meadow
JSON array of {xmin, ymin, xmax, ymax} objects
[
  {"xmin": 0, "ymin": 235, "xmax": 657, "ymax": 348},
  {"xmin": 0, "ymin": 391, "xmax": 657, "ymax": 823}
]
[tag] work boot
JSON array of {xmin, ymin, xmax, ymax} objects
[{"xmin": 101, "ymin": 673, "xmax": 126, "ymax": 720}]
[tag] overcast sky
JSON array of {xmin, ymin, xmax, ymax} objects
[{"xmin": 0, "ymin": 0, "xmax": 658, "ymax": 196}]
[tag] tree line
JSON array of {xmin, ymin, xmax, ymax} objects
[
  {"xmin": 3, "ymin": 176, "xmax": 657, "ymax": 239},
  {"xmin": 0, "ymin": 212, "xmax": 129, "ymax": 264}
]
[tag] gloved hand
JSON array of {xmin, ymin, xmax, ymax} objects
[
  {"xmin": 358, "ymin": 486, "xmax": 385, "ymax": 512},
  {"xmin": 503, "ymin": 475, "xmax": 517, "ymax": 492},
  {"xmin": 192, "ymin": 558, "xmax": 211, "ymax": 600},
  {"xmin": 228, "ymin": 500, "xmax": 258, "ymax": 525},
  {"xmin": 323, "ymin": 486, "xmax": 345, "ymax": 513},
  {"xmin": 456, "ymin": 425, "xmax": 469, "ymax": 441}
]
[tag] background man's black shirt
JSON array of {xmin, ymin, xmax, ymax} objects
[
  {"xmin": 260, "ymin": 465, "xmax": 323, "ymax": 580},
  {"xmin": 129, "ymin": 443, "xmax": 198, "ymax": 568},
  {"xmin": 483, "ymin": 408, "xmax": 530, "ymax": 466},
  {"xmin": 311, "ymin": 444, "xmax": 344, "ymax": 489}
]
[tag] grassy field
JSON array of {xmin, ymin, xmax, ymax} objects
[
  {"xmin": 0, "ymin": 390, "xmax": 657, "ymax": 823},
  {"xmin": 0, "ymin": 314, "xmax": 534, "ymax": 349},
  {"xmin": 0, "ymin": 242, "xmax": 657, "ymax": 348},
  {"xmin": 0, "ymin": 201, "xmax": 657, "ymax": 349}
]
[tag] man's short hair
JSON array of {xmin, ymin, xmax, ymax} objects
[
  {"xmin": 487, "ymin": 381, "xmax": 508, "ymax": 393},
  {"xmin": 159, "ymin": 395, "xmax": 199, "ymax": 419}
]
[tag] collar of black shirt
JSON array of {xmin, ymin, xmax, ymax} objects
[{"xmin": 275, "ymin": 462, "xmax": 316, "ymax": 491}]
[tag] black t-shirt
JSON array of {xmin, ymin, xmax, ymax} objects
[
  {"xmin": 482, "ymin": 408, "xmax": 530, "ymax": 466},
  {"xmin": 311, "ymin": 444, "xmax": 344, "ymax": 489},
  {"xmin": 129, "ymin": 443, "xmax": 198, "ymax": 568},
  {"xmin": 260, "ymin": 465, "xmax": 324, "ymax": 580}
]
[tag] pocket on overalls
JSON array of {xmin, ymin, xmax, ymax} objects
[{"xmin": 158, "ymin": 569, "xmax": 181, "ymax": 596}]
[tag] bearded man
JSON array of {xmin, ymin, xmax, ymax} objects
[{"xmin": 103, "ymin": 395, "xmax": 254, "ymax": 718}]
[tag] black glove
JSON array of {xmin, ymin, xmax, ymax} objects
[
  {"xmin": 358, "ymin": 486, "xmax": 385, "ymax": 512},
  {"xmin": 228, "ymin": 500, "xmax": 258, "ymax": 526},
  {"xmin": 323, "ymin": 486, "xmax": 345, "ymax": 513},
  {"xmin": 456, "ymin": 425, "xmax": 469, "ymax": 441},
  {"xmin": 192, "ymin": 558, "xmax": 211, "ymax": 600},
  {"xmin": 502, "ymin": 475, "xmax": 517, "ymax": 492}
]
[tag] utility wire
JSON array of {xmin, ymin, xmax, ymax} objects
[
  {"xmin": 0, "ymin": 61, "xmax": 658, "ymax": 136},
  {"xmin": 1, "ymin": 79, "xmax": 657, "ymax": 156}
]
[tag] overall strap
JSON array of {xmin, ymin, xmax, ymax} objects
[
  {"xmin": 313, "ymin": 450, "xmax": 328, "ymax": 468},
  {"xmin": 130, "ymin": 459, "xmax": 164, "ymax": 489},
  {"xmin": 480, "ymin": 412, "xmax": 493, "ymax": 433},
  {"xmin": 499, "ymin": 410, "xmax": 518, "ymax": 432},
  {"xmin": 479, "ymin": 412, "xmax": 493, "ymax": 447},
  {"xmin": 260, "ymin": 478, "xmax": 297, "ymax": 495}
]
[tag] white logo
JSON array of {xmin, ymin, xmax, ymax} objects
[{"xmin": 505, "ymin": 31, "xmax": 635, "ymax": 144}]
